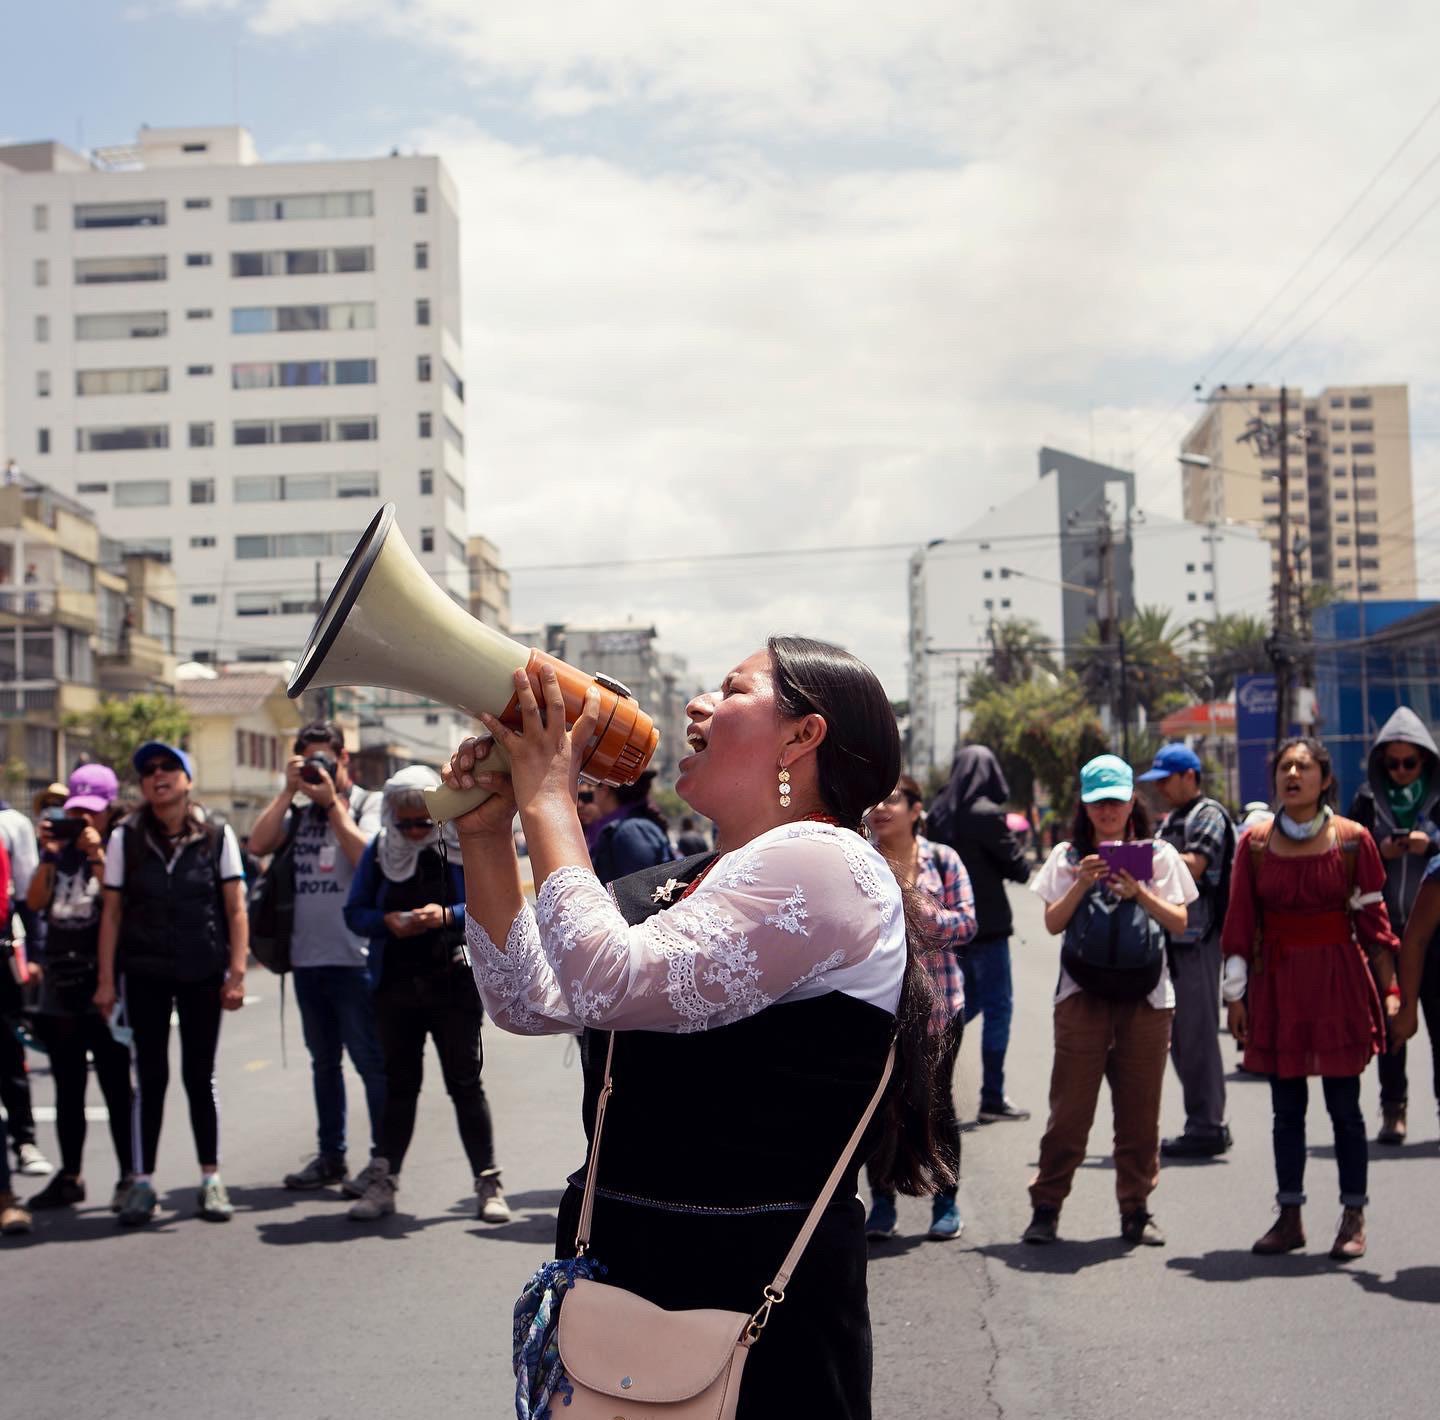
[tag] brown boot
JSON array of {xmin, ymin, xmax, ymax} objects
[
  {"xmin": 1251, "ymin": 1205, "xmax": 1305, "ymax": 1255},
  {"xmin": 1377, "ymin": 1106, "xmax": 1406, "ymax": 1145},
  {"xmin": 1330, "ymin": 1207, "xmax": 1366, "ymax": 1261},
  {"xmin": 0, "ymin": 1190, "xmax": 33, "ymax": 1235}
]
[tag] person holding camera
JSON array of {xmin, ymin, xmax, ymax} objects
[
  {"xmin": 341, "ymin": 765, "xmax": 508, "ymax": 1223},
  {"xmin": 248, "ymin": 721, "xmax": 386, "ymax": 1196},
  {"xmin": 25, "ymin": 765, "xmax": 134, "ymax": 1212},
  {"xmin": 94, "ymin": 743, "xmax": 250, "ymax": 1226}
]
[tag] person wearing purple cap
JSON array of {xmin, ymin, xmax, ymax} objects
[
  {"xmin": 1138, "ymin": 743, "xmax": 1238, "ymax": 1160},
  {"xmin": 25, "ymin": 763, "xmax": 135, "ymax": 1212}
]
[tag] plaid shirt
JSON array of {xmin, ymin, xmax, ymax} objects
[
  {"xmin": 914, "ymin": 836, "xmax": 977, "ymax": 1033},
  {"xmin": 1156, "ymin": 796, "xmax": 1231, "ymax": 941}
]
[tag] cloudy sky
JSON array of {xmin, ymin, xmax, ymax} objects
[{"xmin": 8, "ymin": 1, "xmax": 1440, "ymax": 694}]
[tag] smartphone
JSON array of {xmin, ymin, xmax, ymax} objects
[{"xmin": 1098, "ymin": 841, "xmax": 1154, "ymax": 880}]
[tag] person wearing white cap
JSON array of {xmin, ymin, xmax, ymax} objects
[
  {"xmin": 26, "ymin": 764, "xmax": 135, "ymax": 1212},
  {"xmin": 1024, "ymin": 754, "xmax": 1196, "ymax": 1248}
]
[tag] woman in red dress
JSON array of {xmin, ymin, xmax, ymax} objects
[{"xmin": 1223, "ymin": 737, "xmax": 1397, "ymax": 1261}]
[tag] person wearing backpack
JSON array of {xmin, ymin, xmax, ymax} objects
[
  {"xmin": 1222, "ymin": 736, "xmax": 1397, "ymax": 1262},
  {"xmin": 247, "ymin": 720, "xmax": 386, "ymax": 1197},
  {"xmin": 1024, "ymin": 754, "xmax": 1195, "ymax": 1248},
  {"xmin": 1345, "ymin": 707, "xmax": 1440, "ymax": 1144},
  {"xmin": 93, "ymin": 743, "xmax": 249, "ymax": 1227},
  {"xmin": 1137, "ymin": 744, "xmax": 1237, "ymax": 1159}
]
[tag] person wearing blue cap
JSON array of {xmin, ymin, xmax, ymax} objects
[
  {"xmin": 1025, "ymin": 754, "xmax": 1197, "ymax": 1247},
  {"xmin": 93, "ymin": 741, "xmax": 250, "ymax": 1227},
  {"xmin": 1138, "ymin": 743, "xmax": 1237, "ymax": 1159}
]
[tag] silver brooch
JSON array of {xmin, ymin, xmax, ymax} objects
[{"xmin": 651, "ymin": 878, "xmax": 683, "ymax": 904}]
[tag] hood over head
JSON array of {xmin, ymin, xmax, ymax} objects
[
  {"xmin": 1367, "ymin": 706, "xmax": 1440, "ymax": 829},
  {"xmin": 931, "ymin": 745, "xmax": 1010, "ymax": 829}
]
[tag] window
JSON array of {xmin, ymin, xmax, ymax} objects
[
  {"xmin": 186, "ymin": 364, "xmax": 214, "ymax": 377},
  {"xmin": 420, "ymin": 527, "xmax": 435, "ymax": 553},
  {"xmin": 1354, "ymin": 465, "xmax": 1376, "ymax": 479},
  {"xmin": 75, "ymin": 255, "xmax": 167, "ymax": 284},
  {"xmin": 418, "ymin": 412, "xmax": 433, "ymax": 438},
  {"xmin": 1330, "ymin": 396, "xmax": 1344, "ymax": 408},
  {"xmin": 191, "ymin": 535, "xmax": 216, "ymax": 548},
  {"xmin": 230, "ymin": 301, "xmax": 375, "ymax": 334},
  {"xmin": 1333, "ymin": 486, "xmax": 1348, "ymax": 500},
  {"xmin": 189, "ymin": 422, "xmax": 214, "ymax": 448},
  {"xmin": 334, "ymin": 358, "xmax": 375, "ymax": 385},
  {"xmin": 143, "ymin": 599, "xmax": 174, "ymax": 645},
  {"xmin": 1335, "ymin": 511, "xmax": 1351, "ymax": 523},
  {"xmin": 191, "ymin": 594, "xmax": 217, "ymax": 605},
  {"xmin": 229, "ymin": 191, "xmax": 374, "ymax": 221},
  {"xmin": 231, "ymin": 246, "xmax": 375, "ymax": 277},
  {"xmin": 234, "ymin": 531, "xmax": 363, "ymax": 558},
  {"xmin": 414, "ymin": 241, "xmax": 429, "ymax": 270},
  {"xmin": 61, "ymin": 553, "xmax": 93, "ymax": 593},
  {"xmin": 34, "ymin": 259, "xmax": 48, "ymax": 287},
  {"xmin": 416, "ymin": 298, "xmax": 431, "ymax": 326},
  {"xmin": 232, "ymin": 416, "xmax": 376, "ymax": 446},
  {"xmin": 1349, "ymin": 395, "xmax": 1372, "ymax": 410},
  {"xmin": 76, "ymin": 367, "xmax": 169, "ymax": 396},
  {"xmin": 1337, "ymin": 557, "xmax": 1353, "ymax": 570},
  {"xmin": 114, "ymin": 479, "xmax": 171, "ymax": 506},
  {"xmin": 448, "ymin": 532, "xmax": 466, "ymax": 563},
  {"xmin": 190, "ymin": 479, "xmax": 216, "ymax": 505},
  {"xmin": 1187, "ymin": 592, "xmax": 1197, "ymax": 603},
  {"xmin": 1332, "ymin": 445, "xmax": 1346, "ymax": 456},
  {"xmin": 186, "ymin": 308, "xmax": 212, "ymax": 320},
  {"xmin": 186, "ymin": 253, "xmax": 212, "ymax": 268},
  {"xmin": 74, "ymin": 200, "xmax": 166, "ymax": 229},
  {"xmin": 419, "ymin": 469, "xmax": 434, "ymax": 495},
  {"xmin": 333, "ymin": 246, "xmax": 372, "ymax": 273},
  {"xmin": 35, "ymin": 315, "xmax": 49, "ymax": 343},
  {"xmin": 182, "ymin": 142, "xmax": 208, "ymax": 154},
  {"xmin": 1356, "ymin": 511, "xmax": 1379, "ymax": 525},
  {"xmin": 184, "ymin": 197, "xmax": 212, "ymax": 210},
  {"xmin": 445, "ymin": 471, "xmax": 466, "ymax": 508},
  {"xmin": 1330, "ymin": 421, "xmax": 1346, "ymax": 433},
  {"xmin": 443, "ymin": 416, "xmax": 464, "ymax": 452},
  {"xmin": 77, "ymin": 426, "xmax": 169, "ymax": 452},
  {"xmin": 36, "ymin": 371, "xmax": 50, "ymax": 398},
  {"xmin": 1349, "ymin": 418, "xmax": 1374, "ymax": 433},
  {"xmin": 76, "ymin": 482, "xmax": 109, "ymax": 495},
  {"xmin": 1185, "ymin": 562, "xmax": 1195, "ymax": 573},
  {"xmin": 119, "ymin": 537, "xmax": 172, "ymax": 562},
  {"xmin": 335, "ymin": 417, "xmax": 377, "ymax": 442},
  {"xmin": 33, "ymin": 204, "xmax": 48, "ymax": 231},
  {"xmin": 418, "ymin": 355, "xmax": 432, "ymax": 382},
  {"xmin": 442, "ymin": 360, "xmax": 464, "ymax": 401},
  {"xmin": 414, "ymin": 187, "xmax": 428, "ymax": 214},
  {"xmin": 37, "ymin": 429, "xmax": 50, "ymax": 455},
  {"xmin": 1355, "ymin": 487, "xmax": 1378, "ymax": 502},
  {"xmin": 1351, "ymin": 442, "xmax": 1375, "ymax": 455}
]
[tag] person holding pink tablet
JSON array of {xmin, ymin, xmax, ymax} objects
[{"xmin": 1023, "ymin": 754, "xmax": 1197, "ymax": 1248}]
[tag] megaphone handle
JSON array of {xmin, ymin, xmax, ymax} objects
[{"xmin": 424, "ymin": 780, "xmax": 499, "ymax": 825}]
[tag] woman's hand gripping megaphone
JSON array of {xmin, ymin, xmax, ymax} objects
[{"xmin": 436, "ymin": 664, "xmax": 602, "ymax": 835}]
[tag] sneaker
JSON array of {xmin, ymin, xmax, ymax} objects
[
  {"xmin": 342, "ymin": 1156, "xmax": 388, "ymax": 1200},
  {"xmin": 348, "ymin": 1165, "xmax": 397, "ymax": 1221},
  {"xmin": 111, "ymin": 1176, "xmax": 135, "ymax": 1213},
  {"xmin": 284, "ymin": 1153, "xmax": 347, "ymax": 1191},
  {"xmin": 0, "ymin": 1191, "xmax": 33, "ymax": 1235},
  {"xmin": 29, "ymin": 1173, "xmax": 85, "ymax": 1210},
  {"xmin": 978, "ymin": 1098, "xmax": 1031, "ymax": 1123},
  {"xmin": 1161, "ymin": 1126, "xmax": 1232, "ymax": 1159},
  {"xmin": 16, "ymin": 1142, "xmax": 53, "ymax": 1176},
  {"xmin": 1377, "ymin": 1106, "xmax": 1407, "ymax": 1145},
  {"xmin": 1022, "ymin": 1206, "xmax": 1059, "ymax": 1245},
  {"xmin": 1120, "ymin": 1209, "xmax": 1166, "ymax": 1246},
  {"xmin": 117, "ymin": 1179, "xmax": 158, "ymax": 1227},
  {"xmin": 865, "ymin": 1193, "xmax": 898, "ymax": 1239},
  {"xmin": 928, "ymin": 1195, "xmax": 963, "ymax": 1240},
  {"xmin": 476, "ymin": 1168, "xmax": 511, "ymax": 1224},
  {"xmin": 197, "ymin": 1177, "xmax": 234, "ymax": 1222}
]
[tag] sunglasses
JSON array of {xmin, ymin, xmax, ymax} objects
[
  {"xmin": 1385, "ymin": 756, "xmax": 1421, "ymax": 771},
  {"xmin": 140, "ymin": 758, "xmax": 183, "ymax": 777},
  {"xmin": 577, "ymin": 790, "xmax": 595, "ymax": 804},
  {"xmin": 395, "ymin": 817, "xmax": 434, "ymax": 832}
]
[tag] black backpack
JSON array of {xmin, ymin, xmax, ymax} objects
[
  {"xmin": 1177, "ymin": 797, "xmax": 1237, "ymax": 945},
  {"xmin": 248, "ymin": 813, "xmax": 299, "ymax": 975},
  {"xmin": 1061, "ymin": 876, "xmax": 1166, "ymax": 1001}
]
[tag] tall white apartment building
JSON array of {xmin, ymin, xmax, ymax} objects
[{"xmin": 0, "ymin": 125, "xmax": 472, "ymax": 686}]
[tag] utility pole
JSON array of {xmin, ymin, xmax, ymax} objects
[
  {"xmin": 1095, "ymin": 502, "xmax": 1128, "ymax": 758},
  {"xmin": 1351, "ymin": 458, "xmax": 1370, "ymax": 739}
]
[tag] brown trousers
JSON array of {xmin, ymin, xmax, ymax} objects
[{"xmin": 1029, "ymin": 991, "xmax": 1174, "ymax": 1215}]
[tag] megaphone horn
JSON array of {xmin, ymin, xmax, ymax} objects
[{"xmin": 288, "ymin": 504, "xmax": 660, "ymax": 822}]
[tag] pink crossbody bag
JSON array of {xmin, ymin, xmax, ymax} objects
[{"xmin": 553, "ymin": 1033, "xmax": 897, "ymax": 1417}]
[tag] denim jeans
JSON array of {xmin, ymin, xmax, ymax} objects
[
  {"xmin": 293, "ymin": 966, "xmax": 387, "ymax": 1160},
  {"xmin": 1269, "ymin": 1074, "xmax": 1368, "ymax": 1208},
  {"xmin": 962, "ymin": 938, "xmax": 1015, "ymax": 1106}
]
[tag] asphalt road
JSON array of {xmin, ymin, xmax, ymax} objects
[{"xmin": 7, "ymin": 883, "xmax": 1439, "ymax": 1419}]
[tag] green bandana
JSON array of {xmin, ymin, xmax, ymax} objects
[{"xmin": 1386, "ymin": 777, "xmax": 1425, "ymax": 830}]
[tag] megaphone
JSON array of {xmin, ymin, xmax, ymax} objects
[{"xmin": 288, "ymin": 504, "xmax": 660, "ymax": 822}]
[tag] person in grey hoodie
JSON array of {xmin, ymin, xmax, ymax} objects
[{"xmin": 1347, "ymin": 706, "xmax": 1440, "ymax": 1144}]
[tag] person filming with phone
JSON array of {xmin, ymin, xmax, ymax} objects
[
  {"xmin": 249, "ymin": 720, "xmax": 387, "ymax": 1198},
  {"xmin": 1023, "ymin": 754, "xmax": 1196, "ymax": 1248}
]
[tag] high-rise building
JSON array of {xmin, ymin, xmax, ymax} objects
[
  {"xmin": 0, "ymin": 125, "xmax": 472, "ymax": 674},
  {"xmin": 1180, "ymin": 384, "xmax": 1415, "ymax": 602}
]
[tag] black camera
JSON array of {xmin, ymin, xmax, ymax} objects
[
  {"xmin": 43, "ymin": 808, "xmax": 83, "ymax": 844},
  {"xmin": 300, "ymin": 753, "xmax": 338, "ymax": 786}
]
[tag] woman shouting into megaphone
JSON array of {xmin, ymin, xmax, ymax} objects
[{"xmin": 445, "ymin": 636, "xmax": 947, "ymax": 1420}]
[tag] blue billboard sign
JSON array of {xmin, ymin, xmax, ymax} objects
[{"xmin": 1235, "ymin": 674, "xmax": 1278, "ymax": 807}]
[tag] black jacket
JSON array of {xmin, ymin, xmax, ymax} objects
[{"xmin": 927, "ymin": 746, "xmax": 1030, "ymax": 944}]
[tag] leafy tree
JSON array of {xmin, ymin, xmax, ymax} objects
[
  {"xmin": 1072, "ymin": 604, "xmax": 1192, "ymax": 724},
  {"xmin": 62, "ymin": 694, "xmax": 191, "ymax": 785},
  {"xmin": 1191, "ymin": 612, "xmax": 1270, "ymax": 699},
  {"xmin": 966, "ymin": 674, "xmax": 1109, "ymax": 816},
  {"xmin": 966, "ymin": 618, "xmax": 1058, "ymax": 705}
]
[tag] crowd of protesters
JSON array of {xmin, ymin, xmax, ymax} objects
[{"xmin": 2, "ymin": 702, "xmax": 1437, "ymax": 1277}]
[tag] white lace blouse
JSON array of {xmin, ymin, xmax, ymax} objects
[{"xmin": 466, "ymin": 821, "xmax": 907, "ymax": 1035}]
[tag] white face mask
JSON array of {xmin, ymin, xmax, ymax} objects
[{"xmin": 1276, "ymin": 804, "xmax": 1333, "ymax": 841}]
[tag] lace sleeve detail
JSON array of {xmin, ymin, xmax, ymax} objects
[
  {"xmin": 465, "ymin": 906, "xmax": 580, "ymax": 1036},
  {"xmin": 526, "ymin": 823, "xmax": 902, "ymax": 1034}
]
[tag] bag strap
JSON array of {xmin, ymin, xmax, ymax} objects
[{"xmin": 572, "ymin": 1029, "xmax": 897, "ymax": 1345}]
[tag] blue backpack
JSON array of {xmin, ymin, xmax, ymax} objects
[{"xmin": 1060, "ymin": 864, "xmax": 1166, "ymax": 1001}]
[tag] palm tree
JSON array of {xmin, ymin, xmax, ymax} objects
[{"xmin": 1193, "ymin": 613, "xmax": 1270, "ymax": 699}]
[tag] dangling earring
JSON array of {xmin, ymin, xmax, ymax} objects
[{"xmin": 778, "ymin": 767, "xmax": 791, "ymax": 809}]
